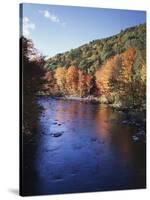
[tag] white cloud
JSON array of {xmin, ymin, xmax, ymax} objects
[
  {"xmin": 23, "ymin": 17, "xmax": 35, "ymax": 37},
  {"xmin": 39, "ymin": 10, "xmax": 66, "ymax": 26}
]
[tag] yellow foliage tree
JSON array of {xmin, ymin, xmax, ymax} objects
[
  {"xmin": 66, "ymin": 66, "xmax": 79, "ymax": 95},
  {"xmin": 55, "ymin": 67, "xmax": 67, "ymax": 94},
  {"xmin": 95, "ymin": 48, "xmax": 136, "ymax": 105}
]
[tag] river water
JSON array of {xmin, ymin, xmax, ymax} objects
[{"xmin": 22, "ymin": 97, "xmax": 146, "ymax": 196}]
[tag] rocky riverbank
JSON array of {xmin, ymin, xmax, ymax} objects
[{"xmin": 53, "ymin": 95, "xmax": 99, "ymax": 103}]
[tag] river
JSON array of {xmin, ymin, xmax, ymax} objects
[{"xmin": 22, "ymin": 97, "xmax": 146, "ymax": 196}]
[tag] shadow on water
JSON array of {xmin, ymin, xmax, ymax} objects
[{"xmin": 22, "ymin": 97, "xmax": 146, "ymax": 196}]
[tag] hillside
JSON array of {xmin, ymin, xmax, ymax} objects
[
  {"xmin": 45, "ymin": 23, "xmax": 146, "ymax": 74},
  {"xmin": 42, "ymin": 23, "xmax": 146, "ymax": 110}
]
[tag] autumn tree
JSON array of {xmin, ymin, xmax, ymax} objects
[
  {"xmin": 21, "ymin": 36, "xmax": 46, "ymax": 134},
  {"xmin": 85, "ymin": 74, "xmax": 93, "ymax": 95},
  {"xmin": 77, "ymin": 70, "xmax": 93, "ymax": 97},
  {"xmin": 21, "ymin": 37, "xmax": 46, "ymax": 96},
  {"xmin": 139, "ymin": 61, "xmax": 146, "ymax": 109},
  {"xmin": 42, "ymin": 70, "xmax": 59, "ymax": 95},
  {"xmin": 131, "ymin": 58, "xmax": 146, "ymax": 109},
  {"xmin": 66, "ymin": 66, "xmax": 79, "ymax": 95},
  {"xmin": 116, "ymin": 48, "xmax": 136, "ymax": 107},
  {"xmin": 95, "ymin": 48, "xmax": 136, "ymax": 106},
  {"xmin": 78, "ymin": 70, "xmax": 87, "ymax": 97},
  {"xmin": 55, "ymin": 67, "xmax": 67, "ymax": 95},
  {"xmin": 95, "ymin": 54, "xmax": 122, "ymax": 103}
]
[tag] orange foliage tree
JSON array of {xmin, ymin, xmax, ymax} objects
[
  {"xmin": 95, "ymin": 55, "xmax": 122, "ymax": 100},
  {"xmin": 55, "ymin": 67, "xmax": 67, "ymax": 95},
  {"xmin": 53, "ymin": 66, "xmax": 93, "ymax": 97},
  {"xmin": 78, "ymin": 71, "xmax": 93, "ymax": 97},
  {"xmin": 66, "ymin": 66, "xmax": 79, "ymax": 95},
  {"xmin": 95, "ymin": 48, "xmax": 136, "ymax": 105}
]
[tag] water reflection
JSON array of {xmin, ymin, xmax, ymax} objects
[
  {"xmin": 95, "ymin": 106, "xmax": 112, "ymax": 140},
  {"xmin": 26, "ymin": 97, "xmax": 146, "ymax": 195}
]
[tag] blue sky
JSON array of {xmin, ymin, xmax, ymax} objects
[{"xmin": 21, "ymin": 3, "xmax": 146, "ymax": 58}]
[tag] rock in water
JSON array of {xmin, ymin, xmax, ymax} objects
[
  {"xmin": 91, "ymin": 137, "xmax": 97, "ymax": 142},
  {"xmin": 51, "ymin": 132, "xmax": 64, "ymax": 137}
]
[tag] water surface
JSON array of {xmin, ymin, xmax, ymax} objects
[{"xmin": 23, "ymin": 97, "xmax": 146, "ymax": 195}]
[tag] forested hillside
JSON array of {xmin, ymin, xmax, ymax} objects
[{"xmin": 41, "ymin": 23, "xmax": 146, "ymax": 110}]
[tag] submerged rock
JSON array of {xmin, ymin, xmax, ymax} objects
[
  {"xmin": 52, "ymin": 174, "xmax": 63, "ymax": 181},
  {"xmin": 51, "ymin": 131, "xmax": 64, "ymax": 137},
  {"xmin": 91, "ymin": 137, "xmax": 97, "ymax": 142},
  {"xmin": 52, "ymin": 122, "xmax": 58, "ymax": 125}
]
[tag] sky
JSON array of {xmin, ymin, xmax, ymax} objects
[{"xmin": 20, "ymin": 3, "xmax": 146, "ymax": 58}]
